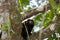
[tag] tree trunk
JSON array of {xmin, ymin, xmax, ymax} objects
[
  {"xmin": 0, "ymin": 0, "xmax": 23, "ymax": 40},
  {"xmin": 8, "ymin": 0, "xmax": 23, "ymax": 40}
]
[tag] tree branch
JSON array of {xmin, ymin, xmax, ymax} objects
[{"xmin": 21, "ymin": 4, "xmax": 51, "ymax": 20}]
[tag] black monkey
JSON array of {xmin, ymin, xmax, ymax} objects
[
  {"xmin": 0, "ymin": 31, "xmax": 2, "ymax": 38},
  {"xmin": 21, "ymin": 19, "xmax": 34, "ymax": 40},
  {"xmin": 0, "ymin": 25, "xmax": 2, "ymax": 38}
]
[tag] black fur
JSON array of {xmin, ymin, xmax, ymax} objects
[
  {"xmin": 21, "ymin": 19, "xmax": 34, "ymax": 40},
  {"xmin": 0, "ymin": 32, "xmax": 2, "ymax": 38}
]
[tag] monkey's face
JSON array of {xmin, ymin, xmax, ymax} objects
[
  {"xmin": 24, "ymin": 19, "xmax": 34, "ymax": 32},
  {"xmin": 25, "ymin": 19, "xmax": 34, "ymax": 27}
]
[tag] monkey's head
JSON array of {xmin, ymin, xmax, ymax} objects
[
  {"xmin": 24, "ymin": 19, "xmax": 34, "ymax": 34},
  {"xmin": 25, "ymin": 19, "xmax": 34, "ymax": 27}
]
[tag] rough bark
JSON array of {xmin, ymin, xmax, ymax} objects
[
  {"xmin": 0, "ymin": 0, "xmax": 22, "ymax": 40},
  {"xmin": 8, "ymin": 0, "xmax": 22, "ymax": 40},
  {"xmin": 0, "ymin": 0, "xmax": 9, "ymax": 40}
]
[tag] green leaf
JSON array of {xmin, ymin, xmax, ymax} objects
[
  {"xmin": 53, "ymin": 33, "xmax": 56, "ymax": 39},
  {"xmin": 1, "ymin": 23, "xmax": 8, "ymax": 31},
  {"xmin": 48, "ymin": 36, "xmax": 53, "ymax": 40},
  {"xmin": 57, "ymin": 4, "xmax": 60, "ymax": 11},
  {"xmin": 49, "ymin": 0, "xmax": 57, "ymax": 9},
  {"xmin": 33, "ymin": 13, "xmax": 43, "ymax": 21},
  {"xmin": 18, "ymin": 0, "xmax": 29, "ymax": 11},
  {"xmin": 43, "ymin": 10, "xmax": 54, "ymax": 27},
  {"xmin": 57, "ymin": 26, "xmax": 60, "ymax": 34}
]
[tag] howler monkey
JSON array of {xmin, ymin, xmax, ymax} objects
[{"xmin": 21, "ymin": 19, "xmax": 34, "ymax": 40}]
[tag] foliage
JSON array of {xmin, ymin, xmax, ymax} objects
[
  {"xmin": 1, "ymin": 16, "xmax": 11, "ymax": 30},
  {"xmin": 1, "ymin": 23, "xmax": 8, "ymax": 31},
  {"xmin": 18, "ymin": 0, "xmax": 29, "ymax": 12}
]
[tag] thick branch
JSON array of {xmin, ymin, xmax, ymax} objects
[{"xmin": 22, "ymin": 4, "xmax": 51, "ymax": 20}]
